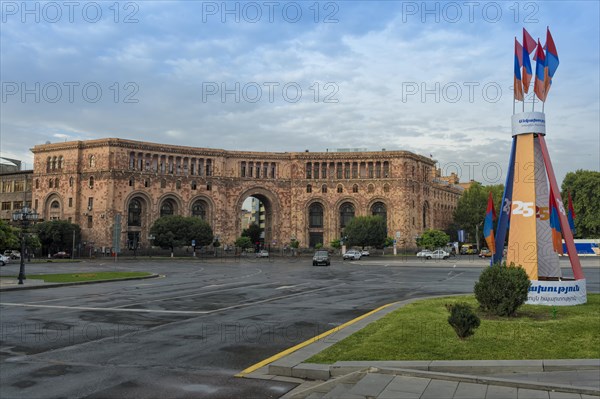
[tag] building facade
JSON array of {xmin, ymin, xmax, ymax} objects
[
  {"xmin": 0, "ymin": 170, "xmax": 33, "ymax": 222},
  {"xmin": 30, "ymin": 138, "xmax": 462, "ymax": 252}
]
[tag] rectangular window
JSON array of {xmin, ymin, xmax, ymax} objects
[
  {"xmin": 69, "ymin": 198, "xmax": 73, "ymax": 207},
  {"xmin": 14, "ymin": 180, "xmax": 25, "ymax": 192},
  {"xmin": 88, "ymin": 197, "xmax": 93, "ymax": 210},
  {"xmin": 2, "ymin": 181, "xmax": 12, "ymax": 193},
  {"xmin": 87, "ymin": 215, "xmax": 93, "ymax": 228},
  {"xmin": 1, "ymin": 202, "xmax": 10, "ymax": 210},
  {"xmin": 13, "ymin": 201, "xmax": 22, "ymax": 210}
]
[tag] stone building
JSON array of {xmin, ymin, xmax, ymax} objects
[
  {"xmin": 30, "ymin": 138, "xmax": 462, "ymax": 252},
  {"xmin": 0, "ymin": 169, "xmax": 33, "ymax": 222}
]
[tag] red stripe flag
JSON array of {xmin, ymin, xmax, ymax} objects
[
  {"xmin": 522, "ymin": 28, "xmax": 537, "ymax": 94},
  {"xmin": 514, "ymin": 38, "xmax": 524, "ymax": 101}
]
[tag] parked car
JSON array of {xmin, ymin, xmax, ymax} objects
[
  {"xmin": 429, "ymin": 249, "xmax": 450, "ymax": 260},
  {"xmin": 343, "ymin": 249, "xmax": 362, "ymax": 260},
  {"xmin": 255, "ymin": 249, "xmax": 269, "ymax": 258},
  {"xmin": 3, "ymin": 250, "xmax": 20, "ymax": 259},
  {"xmin": 360, "ymin": 250, "xmax": 370, "ymax": 257},
  {"xmin": 312, "ymin": 250, "xmax": 330, "ymax": 266},
  {"xmin": 52, "ymin": 251, "xmax": 71, "ymax": 259},
  {"xmin": 0, "ymin": 254, "xmax": 10, "ymax": 266},
  {"xmin": 416, "ymin": 250, "xmax": 433, "ymax": 258}
]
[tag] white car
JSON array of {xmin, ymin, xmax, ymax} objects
[
  {"xmin": 343, "ymin": 250, "xmax": 362, "ymax": 260},
  {"xmin": 416, "ymin": 250, "xmax": 433, "ymax": 258},
  {"xmin": 361, "ymin": 250, "xmax": 370, "ymax": 257},
  {"xmin": 0, "ymin": 254, "xmax": 10, "ymax": 266},
  {"xmin": 255, "ymin": 249, "xmax": 269, "ymax": 258},
  {"xmin": 421, "ymin": 249, "xmax": 450, "ymax": 260}
]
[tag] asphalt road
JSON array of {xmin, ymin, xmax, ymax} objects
[{"xmin": 1, "ymin": 255, "xmax": 598, "ymax": 399}]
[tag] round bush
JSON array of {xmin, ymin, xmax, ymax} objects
[{"xmin": 474, "ymin": 262, "xmax": 531, "ymax": 316}]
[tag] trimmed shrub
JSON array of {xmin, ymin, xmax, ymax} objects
[
  {"xmin": 474, "ymin": 262, "xmax": 531, "ymax": 316},
  {"xmin": 447, "ymin": 303, "xmax": 481, "ymax": 339}
]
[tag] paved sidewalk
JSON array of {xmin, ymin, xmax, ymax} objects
[{"xmin": 238, "ymin": 298, "xmax": 600, "ymax": 399}]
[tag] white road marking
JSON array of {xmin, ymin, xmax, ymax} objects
[
  {"xmin": 275, "ymin": 283, "xmax": 311, "ymax": 290},
  {"xmin": 0, "ymin": 285, "xmax": 342, "ymax": 315}
]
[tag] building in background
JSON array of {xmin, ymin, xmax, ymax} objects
[
  {"xmin": 30, "ymin": 138, "xmax": 462, "ymax": 252},
  {"xmin": 0, "ymin": 158, "xmax": 33, "ymax": 222}
]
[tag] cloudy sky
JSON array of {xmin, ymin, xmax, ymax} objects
[{"xmin": 1, "ymin": 1, "xmax": 598, "ymax": 185}]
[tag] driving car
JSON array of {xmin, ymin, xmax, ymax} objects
[
  {"xmin": 52, "ymin": 251, "xmax": 71, "ymax": 259},
  {"xmin": 312, "ymin": 250, "xmax": 330, "ymax": 266},
  {"xmin": 478, "ymin": 248, "xmax": 492, "ymax": 258},
  {"xmin": 360, "ymin": 250, "xmax": 370, "ymax": 257},
  {"xmin": 343, "ymin": 249, "xmax": 362, "ymax": 260},
  {"xmin": 0, "ymin": 254, "xmax": 10, "ymax": 266},
  {"xmin": 416, "ymin": 250, "xmax": 433, "ymax": 258},
  {"xmin": 255, "ymin": 249, "xmax": 269, "ymax": 258},
  {"xmin": 428, "ymin": 249, "xmax": 450, "ymax": 260},
  {"xmin": 3, "ymin": 250, "xmax": 20, "ymax": 259}
]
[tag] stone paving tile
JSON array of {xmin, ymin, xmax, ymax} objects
[
  {"xmin": 485, "ymin": 385, "xmax": 518, "ymax": 399},
  {"xmin": 420, "ymin": 379, "xmax": 458, "ymax": 399},
  {"xmin": 322, "ymin": 383, "xmax": 353, "ymax": 399},
  {"xmin": 346, "ymin": 373, "xmax": 395, "ymax": 397},
  {"xmin": 382, "ymin": 376, "xmax": 431, "ymax": 394},
  {"xmin": 453, "ymin": 382, "xmax": 489, "ymax": 399},
  {"xmin": 548, "ymin": 392, "xmax": 582, "ymax": 399},
  {"xmin": 517, "ymin": 388, "xmax": 550, "ymax": 399}
]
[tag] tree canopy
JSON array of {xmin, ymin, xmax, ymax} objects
[
  {"xmin": 452, "ymin": 182, "xmax": 503, "ymax": 244},
  {"xmin": 242, "ymin": 223, "xmax": 263, "ymax": 245},
  {"xmin": 0, "ymin": 220, "xmax": 19, "ymax": 250},
  {"xmin": 344, "ymin": 215, "xmax": 387, "ymax": 248},
  {"xmin": 34, "ymin": 220, "xmax": 81, "ymax": 255},
  {"xmin": 150, "ymin": 216, "xmax": 213, "ymax": 253},
  {"xmin": 417, "ymin": 229, "xmax": 450, "ymax": 250},
  {"xmin": 561, "ymin": 170, "xmax": 600, "ymax": 238}
]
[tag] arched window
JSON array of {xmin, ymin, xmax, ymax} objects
[
  {"xmin": 176, "ymin": 180, "xmax": 181, "ymax": 189},
  {"xmin": 309, "ymin": 203, "xmax": 324, "ymax": 228},
  {"xmin": 340, "ymin": 202, "xmax": 355, "ymax": 228},
  {"xmin": 46, "ymin": 157, "xmax": 51, "ymax": 172},
  {"xmin": 383, "ymin": 183, "xmax": 390, "ymax": 193},
  {"xmin": 352, "ymin": 184, "xmax": 358, "ymax": 193},
  {"xmin": 160, "ymin": 200, "xmax": 174, "ymax": 217},
  {"xmin": 69, "ymin": 177, "xmax": 73, "ymax": 187},
  {"xmin": 306, "ymin": 184, "xmax": 312, "ymax": 193},
  {"xmin": 129, "ymin": 178, "xmax": 134, "ymax": 187},
  {"xmin": 128, "ymin": 199, "xmax": 142, "ymax": 226},
  {"xmin": 192, "ymin": 200, "xmax": 207, "ymax": 220},
  {"xmin": 337, "ymin": 184, "xmax": 343, "ymax": 193},
  {"xmin": 89, "ymin": 155, "xmax": 96, "ymax": 168},
  {"xmin": 51, "ymin": 200, "xmax": 60, "ymax": 209},
  {"xmin": 321, "ymin": 184, "xmax": 327, "ymax": 193},
  {"xmin": 48, "ymin": 179, "xmax": 53, "ymax": 188},
  {"xmin": 58, "ymin": 156, "xmax": 64, "ymax": 169},
  {"xmin": 372, "ymin": 202, "xmax": 387, "ymax": 221},
  {"xmin": 191, "ymin": 181, "xmax": 197, "ymax": 190},
  {"xmin": 35, "ymin": 179, "xmax": 39, "ymax": 189},
  {"xmin": 161, "ymin": 179, "xmax": 166, "ymax": 188},
  {"xmin": 54, "ymin": 178, "xmax": 59, "ymax": 188},
  {"xmin": 367, "ymin": 184, "xmax": 374, "ymax": 193}
]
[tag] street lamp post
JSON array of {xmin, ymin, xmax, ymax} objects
[{"xmin": 12, "ymin": 206, "xmax": 39, "ymax": 285}]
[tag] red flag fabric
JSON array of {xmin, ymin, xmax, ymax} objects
[
  {"xmin": 522, "ymin": 28, "xmax": 537, "ymax": 93},
  {"xmin": 514, "ymin": 38, "xmax": 524, "ymax": 101}
]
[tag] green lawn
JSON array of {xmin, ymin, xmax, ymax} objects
[
  {"xmin": 2, "ymin": 271, "xmax": 153, "ymax": 283},
  {"xmin": 308, "ymin": 294, "xmax": 600, "ymax": 363}
]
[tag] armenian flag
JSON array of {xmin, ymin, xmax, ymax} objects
[
  {"xmin": 522, "ymin": 28, "xmax": 536, "ymax": 94},
  {"xmin": 483, "ymin": 192, "xmax": 497, "ymax": 255},
  {"xmin": 568, "ymin": 191, "xmax": 576, "ymax": 234},
  {"xmin": 534, "ymin": 38, "xmax": 546, "ymax": 101},
  {"xmin": 544, "ymin": 27, "xmax": 559, "ymax": 100},
  {"xmin": 514, "ymin": 38, "xmax": 524, "ymax": 101},
  {"xmin": 549, "ymin": 187, "xmax": 563, "ymax": 255}
]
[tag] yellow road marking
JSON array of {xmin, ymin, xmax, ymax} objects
[{"xmin": 235, "ymin": 301, "xmax": 397, "ymax": 377}]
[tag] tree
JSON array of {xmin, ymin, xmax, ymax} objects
[
  {"xmin": 242, "ymin": 224, "xmax": 263, "ymax": 246},
  {"xmin": 0, "ymin": 220, "xmax": 19, "ymax": 250},
  {"xmin": 34, "ymin": 220, "xmax": 81, "ymax": 255},
  {"xmin": 452, "ymin": 182, "xmax": 503, "ymax": 246},
  {"xmin": 344, "ymin": 215, "xmax": 387, "ymax": 248},
  {"xmin": 235, "ymin": 236, "xmax": 252, "ymax": 251},
  {"xmin": 417, "ymin": 229, "xmax": 450, "ymax": 250},
  {"xmin": 150, "ymin": 216, "xmax": 213, "ymax": 256},
  {"xmin": 330, "ymin": 239, "xmax": 341, "ymax": 251},
  {"xmin": 561, "ymin": 170, "xmax": 600, "ymax": 238}
]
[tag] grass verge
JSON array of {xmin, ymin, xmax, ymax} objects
[
  {"xmin": 1, "ymin": 272, "xmax": 152, "ymax": 283},
  {"xmin": 308, "ymin": 294, "xmax": 600, "ymax": 363}
]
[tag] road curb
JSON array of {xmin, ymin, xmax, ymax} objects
[{"xmin": 0, "ymin": 273, "xmax": 161, "ymax": 291}]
